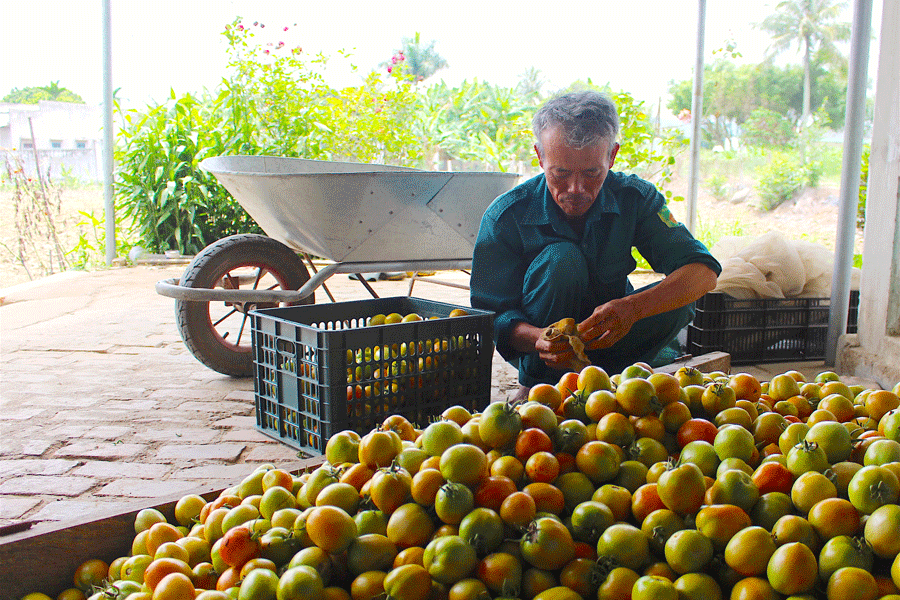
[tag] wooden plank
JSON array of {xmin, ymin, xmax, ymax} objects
[
  {"xmin": 0, "ymin": 457, "xmax": 325, "ymax": 599},
  {"xmin": 654, "ymin": 351, "xmax": 731, "ymax": 375}
]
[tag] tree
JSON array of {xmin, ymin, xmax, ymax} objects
[
  {"xmin": 392, "ymin": 32, "xmax": 448, "ymax": 83},
  {"xmin": 756, "ymin": 0, "xmax": 850, "ymax": 130},
  {"xmin": 515, "ymin": 68, "xmax": 546, "ymax": 105},
  {"xmin": 2, "ymin": 81, "xmax": 84, "ymax": 103}
]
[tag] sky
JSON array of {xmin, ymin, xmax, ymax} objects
[{"xmin": 2, "ymin": 1, "xmax": 878, "ymax": 118}]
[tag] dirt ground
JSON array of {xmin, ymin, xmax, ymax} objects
[{"xmin": 0, "ymin": 177, "xmax": 863, "ymax": 290}]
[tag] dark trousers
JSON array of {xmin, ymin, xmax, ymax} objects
[{"xmin": 517, "ymin": 241, "xmax": 694, "ymax": 386}]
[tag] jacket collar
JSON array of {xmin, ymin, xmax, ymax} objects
[{"xmin": 520, "ymin": 173, "xmax": 623, "ymax": 228}]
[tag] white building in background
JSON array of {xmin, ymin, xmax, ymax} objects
[{"xmin": 0, "ymin": 100, "xmax": 103, "ymax": 182}]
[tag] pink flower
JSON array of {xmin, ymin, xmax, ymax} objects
[
  {"xmin": 391, "ymin": 56, "xmax": 398, "ymax": 64},
  {"xmin": 387, "ymin": 66, "xmax": 393, "ymax": 73},
  {"xmin": 264, "ymin": 49, "xmax": 270, "ymax": 54},
  {"xmin": 284, "ymin": 26, "xmax": 289, "ymax": 31},
  {"xmin": 237, "ymin": 24, "xmax": 244, "ymax": 30}
]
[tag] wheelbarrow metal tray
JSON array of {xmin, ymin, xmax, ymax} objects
[
  {"xmin": 200, "ymin": 155, "xmax": 520, "ymax": 263},
  {"xmin": 251, "ymin": 297, "xmax": 495, "ymax": 454}
]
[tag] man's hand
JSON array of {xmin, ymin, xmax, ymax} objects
[
  {"xmin": 578, "ymin": 297, "xmax": 640, "ymax": 350},
  {"xmin": 534, "ymin": 333, "xmax": 580, "ymax": 370}
]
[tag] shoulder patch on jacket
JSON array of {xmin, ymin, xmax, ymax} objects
[{"xmin": 657, "ymin": 204, "xmax": 680, "ymax": 228}]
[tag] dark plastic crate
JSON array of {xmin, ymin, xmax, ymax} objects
[
  {"xmin": 687, "ymin": 290, "xmax": 859, "ymax": 365},
  {"xmin": 251, "ymin": 297, "xmax": 495, "ymax": 454}
]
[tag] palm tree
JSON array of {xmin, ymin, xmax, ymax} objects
[
  {"xmin": 398, "ymin": 33, "xmax": 448, "ymax": 83},
  {"xmin": 756, "ymin": 0, "xmax": 850, "ymax": 130}
]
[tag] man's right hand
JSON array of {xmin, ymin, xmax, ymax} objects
[{"xmin": 511, "ymin": 321, "xmax": 579, "ymax": 371}]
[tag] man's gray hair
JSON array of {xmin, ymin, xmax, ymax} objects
[{"xmin": 532, "ymin": 90, "xmax": 620, "ymax": 155}]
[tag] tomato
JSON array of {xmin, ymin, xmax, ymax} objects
[
  {"xmin": 499, "ymin": 491, "xmax": 537, "ymax": 531},
  {"xmin": 863, "ymin": 503, "xmax": 900, "ymax": 559},
  {"xmin": 479, "ymin": 402, "xmax": 523, "ymax": 450},
  {"xmin": 421, "ymin": 421, "xmax": 465, "ymax": 458},
  {"xmin": 350, "ymin": 570, "xmax": 387, "ymax": 600},
  {"xmin": 592, "ymin": 484, "xmax": 632, "ymax": 523},
  {"xmin": 528, "ymin": 384, "xmax": 564, "ymax": 412},
  {"xmin": 613, "ymin": 460, "xmax": 649, "ymax": 493},
  {"xmin": 818, "ymin": 534, "xmax": 874, "ymax": 583},
  {"xmin": 448, "ymin": 578, "xmax": 491, "ymax": 600},
  {"xmin": 476, "ymin": 552, "xmax": 523, "ymax": 596},
  {"xmin": 693, "ymin": 504, "xmax": 750, "ymax": 552},
  {"xmin": 553, "ymin": 419, "xmax": 589, "ymax": 455},
  {"xmin": 807, "ymin": 497, "xmax": 859, "ymax": 541},
  {"xmin": 384, "ymin": 415, "xmax": 419, "ymax": 442},
  {"xmin": 750, "ymin": 461, "xmax": 793, "ymax": 496},
  {"xmin": 326, "ymin": 430, "xmax": 361, "ymax": 465},
  {"xmin": 359, "ymin": 429, "xmax": 403, "ymax": 468},
  {"xmin": 769, "ymin": 374, "xmax": 802, "ymax": 401},
  {"xmin": 473, "ymin": 476, "xmax": 517, "ymax": 512},
  {"xmin": 847, "ymin": 464, "xmax": 900, "ymax": 514},
  {"xmin": 672, "ymin": 572, "xmax": 722, "ymax": 600},
  {"xmin": 525, "ymin": 451, "xmax": 560, "ymax": 484},
  {"xmin": 519, "ymin": 401, "xmax": 560, "ymax": 436},
  {"xmin": 304, "ymin": 466, "xmax": 342, "ymax": 507},
  {"xmin": 584, "ymin": 390, "xmax": 618, "ymax": 424},
  {"xmin": 701, "ymin": 383, "xmax": 736, "ymax": 418},
  {"xmin": 434, "ymin": 482, "xmax": 475, "ymax": 525},
  {"xmin": 522, "ymin": 482, "xmax": 565, "ymax": 515},
  {"xmin": 724, "ymin": 526, "xmax": 776, "ymax": 576},
  {"xmin": 771, "ymin": 513, "xmax": 818, "ymax": 552},
  {"xmin": 631, "ymin": 575, "xmax": 676, "ymax": 600},
  {"xmin": 74, "ymin": 558, "xmax": 109, "ymax": 593},
  {"xmin": 713, "ymin": 424, "xmax": 754, "ymax": 464},
  {"xmin": 423, "ymin": 535, "xmax": 478, "ymax": 585},
  {"xmin": 151, "ymin": 572, "xmax": 195, "ymax": 600},
  {"xmin": 663, "ymin": 529, "xmax": 712, "ymax": 575},
  {"xmin": 574, "ymin": 441, "xmax": 620, "ymax": 485},
  {"xmin": 383, "ymin": 564, "xmax": 432, "ymax": 600},
  {"xmin": 595, "ymin": 412, "xmax": 636, "ymax": 447},
  {"xmin": 678, "ymin": 440, "xmax": 719, "ymax": 477},
  {"xmin": 306, "ymin": 505, "xmax": 357, "ymax": 554},
  {"xmin": 564, "ymin": 500, "xmax": 613, "ymax": 546},
  {"xmin": 728, "ymin": 373, "xmax": 762, "ymax": 402},
  {"xmin": 387, "ymin": 503, "xmax": 436, "ymax": 550},
  {"xmin": 791, "ymin": 470, "xmax": 837, "ymax": 514},
  {"xmin": 370, "ymin": 466, "xmax": 413, "ymax": 515},
  {"xmin": 579, "ymin": 365, "xmax": 613, "ymax": 393},
  {"xmin": 706, "ymin": 468, "xmax": 759, "ymax": 513},
  {"xmin": 656, "ymin": 462, "xmax": 705, "ymax": 516},
  {"xmin": 819, "ymin": 393, "xmax": 856, "ymax": 422},
  {"xmin": 863, "ymin": 437, "xmax": 900, "ymax": 465},
  {"xmin": 786, "ymin": 439, "xmax": 830, "ymax": 477},
  {"xmin": 239, "ymin": 567, "xmax": 279, "ymax": 600},
  {"xmin": 532, "ymin": 586, "xmax": 584, "ymax": 600},
  {"xmin": 805, "ymin": 420, "xmax": 853, "ymax": 463},
  {"xmin": 749, "ymin": 491, "xmax": 793, "ymax": 531},
  {"xmin": 490, "ymin": 455, "xmax": 525, "ymax": 484},
  {"xmin": 595, "ymin": 523, "xmax": 649, "ymax": 572},
  {"xmin": 827, "ymin": 566, "xmax": 879, "ymax": 600},
  {"xmin": 219, "ymin": 525, "xmax": 261, "ymax": 568},
  {"xmin": 440, "ymin": 443, "xmax": 488, "ymax": 488},
  {"xmin": 520, "ymin": 517, "xmax": 576, "ymax": 571},
  {"xmin": 458, "ymin": 508, "xmax": 504, "ymax": 555},
  {"xmin": 347, "ymin": 534, "xmax": 398, "ymax": 577},
  {"xmin": 616, "ymin": 377, "xmax": 659, "ymax": 417}
]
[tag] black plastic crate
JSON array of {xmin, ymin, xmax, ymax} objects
[
  {"xmin": 251, "ymin": 297, "xmax": 495, "ymax": 454},
  {"xmin": 687, "ymin": 290, "xmax": 859, "ymax": 365}
]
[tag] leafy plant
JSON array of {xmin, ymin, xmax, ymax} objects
[
  {"xmin": 741, "ymin": 107, "xmax": 796, "ymax": 148},
  {"xmin": 704, "ymin": 174, "xmax": 729, "ymax": 201},
  {"xmin": 755, "ymin": 152, "xmax": 806, "ymax": 210},
  {"xmin": 857, "ymin": 144, "xmax": 869, "ymax": 228},
  {"xmin": 67, "ymin": 210, "xmax": 137, "ymax": 270}
]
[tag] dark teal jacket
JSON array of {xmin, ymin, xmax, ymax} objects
[{"xmin": 470, "ymin": 171, "xmax": 722, "ymax": 363}]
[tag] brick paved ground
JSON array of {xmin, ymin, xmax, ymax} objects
[
  {"xmin": 0, "ymin": 264, "xmax": 878, "ymax": 531},
  {"xmin": 0, "ymin": 264, "xmax": 521, "ymax": 529}
]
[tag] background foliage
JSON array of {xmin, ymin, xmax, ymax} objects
[{"xmin": 114, "ymin": 19, "xmax": 685, "ymax": 254}]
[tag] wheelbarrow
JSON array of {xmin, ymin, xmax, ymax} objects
[{"xmin": 156, "ymin": 155, "xmax": 519, "ymax": 377}]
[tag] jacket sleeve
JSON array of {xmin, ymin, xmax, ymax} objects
[
  {"xmin": 470, "ymin": 210, "xmax": 530, "ymax": 363},
  {"xmin": 631, "ymin": 184, "xmax": 722, "ymax": 277}
]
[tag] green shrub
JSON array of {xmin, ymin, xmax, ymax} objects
[
  {"xmin": 742, "ymin": 107, "xmax": 796, "ymax": 148},
  {"xmin": 755, "ymin": 154, "xmax": 805, "ymax": 211},
  {"xmin": 858, "ymin": 145, "xmax": 869, "ymax": 228},
  {"xmin": 704, "ymin": 174, "xmax": 729, "ymax": 201}
]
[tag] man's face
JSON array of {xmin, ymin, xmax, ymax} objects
[{"xmin": 536, "ymin": 125, "xmax": 619, "ymax": 220}]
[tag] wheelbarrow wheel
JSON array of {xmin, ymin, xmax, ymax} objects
[{"xmin": 176, "ymin": 234, "xmax": 313, "ymax": 377}]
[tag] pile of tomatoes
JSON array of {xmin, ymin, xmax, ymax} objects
[{"xmin": 25, "ymin": 364, "xmax": 900, "ymax": 600}]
